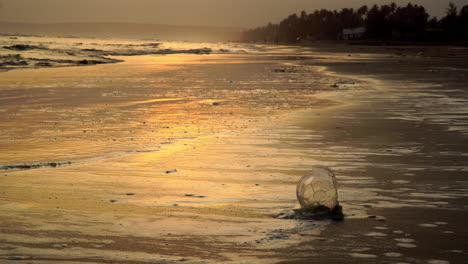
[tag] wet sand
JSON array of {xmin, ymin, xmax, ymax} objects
[
  {"xmin": 278, "ymin": 44, "xmax": 468, "ymax": 263},
  {"xmin": 1, "ymin": 43, "xmax": 467, "ymax": 263}
]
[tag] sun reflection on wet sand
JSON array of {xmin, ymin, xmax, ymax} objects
[
  {"xmin": 0, "ymin": 45, "xmax": 349, "ymax": 262},
  {"xmin": 2, "ymin": 41, "xmax": 467, "ymax": 263}
]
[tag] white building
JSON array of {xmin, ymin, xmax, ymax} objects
[{"xmin": 342, "ymin": 27, "xmax": 366, "ymax": 40}]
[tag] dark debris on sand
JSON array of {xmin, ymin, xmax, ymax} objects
[
  {"xmin": 275, "ymin": 205, "xmax": 344, "ymax": 221},
  {"xmin": 1, "ymin": 162, "xmax": 74, "ymax": 171}
]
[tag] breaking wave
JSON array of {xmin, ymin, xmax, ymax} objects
[{"xmin": 0, "ymin": 35, "xmax": 247, "ymax": 71}]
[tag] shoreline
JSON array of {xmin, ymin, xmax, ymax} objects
[
  {"xmin": 0, "ymin": 46, "xmax": 356, "ymax": 263},
  {"xmin": 276, "ymin": 44, "xmax": 468, "ymax": 263},
  {"xmin": 0, "ymin": 42, "xmax": 467, "ymax": 263}
]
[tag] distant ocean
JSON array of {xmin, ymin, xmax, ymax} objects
[{"xmin": 0, "ymin": 35, "xmax": 254, "ymax": 71}]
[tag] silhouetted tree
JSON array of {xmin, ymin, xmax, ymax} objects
[
  {"xmin": 241, "ymin": 2, "xmax": 467, "ymax": 43},
  {"xmin": 391, "ymin": 3, "xmax": 429, "ymax": 40},
  {"xmin": 461, "ymin": 5, "xmax": 468, "ymax": 19},
  {"xmin": 427, "ymin": 17, "xmax": 439, "ymax": 28},
  {"xmin": 365, "ymin": 4, "xmax": 394, "ymax": 39},
  {"xmin": 278, "ymin": 14, "xmax": 302, "ymax": 42},
  {"xmin": 357, "ymin": 5, "xmax": 368, "ymax": 17},
  {"xmin": 460, "ymin": 5, "xmax": 468, "ymax": 40},
  {"xmin": 442, "ymin": 2, "xmax": 462, "ymax": 41}
]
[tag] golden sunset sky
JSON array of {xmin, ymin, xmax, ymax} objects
[{"xmin": 0, "ymin": 0, "xmax": 465, "ymax": 28}]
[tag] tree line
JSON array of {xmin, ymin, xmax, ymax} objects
[{"xmin": 242, "ymin": 2, "xmax": 468, "ymax": 43}]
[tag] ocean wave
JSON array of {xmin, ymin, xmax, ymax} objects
[
  {"xmin": 3, "ymin": 44, "xmax": 46, "ymax": 51},
  {"xmin": 79, "ymin": 47, "xmax": 213, "ymax": 56},
  {"xmin": 0, "ymin": 39, "xmax": 215, "ymax": 70},
  {"xmin": 0, "ymin": 35, "xmax": 253, "ymax": 71},
  {"xmin": 0, "ymin": 54, "xmax": 29, "ymax": 67},
  {"xmin": 0, "ymin": 53, "xmax": 122, "ymax": 70}
]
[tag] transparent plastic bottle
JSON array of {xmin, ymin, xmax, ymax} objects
[{"xmin": 296, "ymin": 166, "xmax": 339, "ymax": 210}]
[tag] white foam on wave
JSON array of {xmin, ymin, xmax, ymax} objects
[{"xmin": 0, "ymin": 35, "xmax": 257, "ymax": 71}]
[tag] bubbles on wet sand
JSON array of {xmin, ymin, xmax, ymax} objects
[
  {"xmin": 419, "ymin": 223, "xmax": 438, "ymax": 228},
  {"xmin": 349, "ymin": 253, "xmax": 377, "ymax": 258},
  {"xmin": 428, "ymin": 260, "xmax": 450, "ymax": 264},
  {"xmin": 395, "ymin": 238, "xmax": 415, "ymax": 243},
  {"xmin": 365, "ymin": 232, "xmax": 387, "ymax": 237},
  {"xmin": 397, "ymin": 243, "xmax": 417, "ymax": 248}
]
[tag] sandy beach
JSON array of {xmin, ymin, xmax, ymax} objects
[{"xmin": 0, "ymin": 39, "xmax": 467, "ymax": 264}]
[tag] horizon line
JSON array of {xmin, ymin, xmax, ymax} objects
[{"xmin": 0, "ymin": 21, "xmax": 247, "ymax": 31}]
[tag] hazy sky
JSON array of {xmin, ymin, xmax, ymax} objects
[{"xmin": 0, "ymin": 0, "xmax": 466, "ymax": 28}]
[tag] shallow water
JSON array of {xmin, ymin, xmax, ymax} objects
[
  {"xmin": 1, "ymin": 37, "xmax": 467, "ymax": 263},
  {"xmin": 0, "ymin": 37, "xmax": 360, "ymax": 263},
  {"xmin": 0, "ymin": 37, "xmax": 348, "ymax": 167}
]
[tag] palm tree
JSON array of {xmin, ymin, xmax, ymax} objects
[
  {"xmin": 357, "ymin": 5, "xmax": 368, "ymax": 17},
  {"xmin": 446, "ymin": 2, "xmax": 458, "ymax": 17}
]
